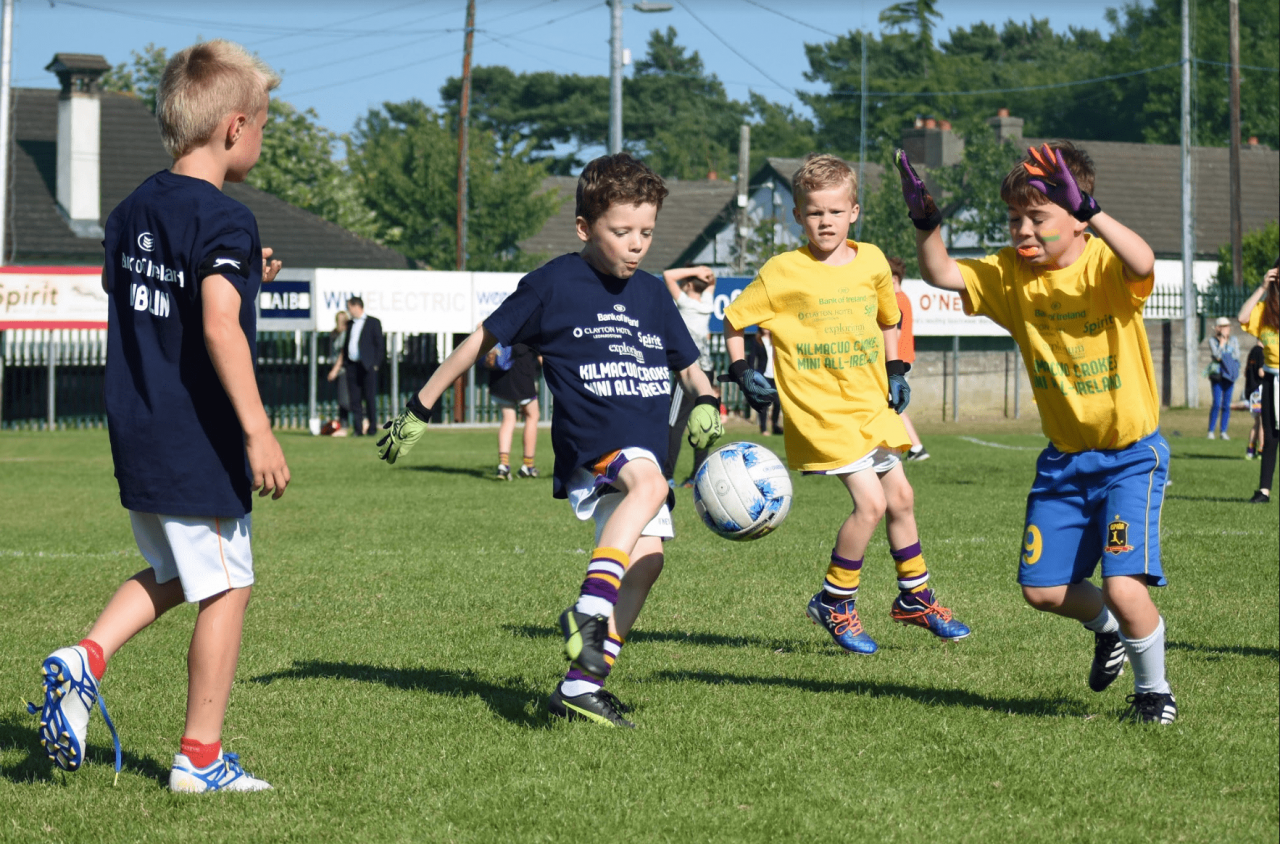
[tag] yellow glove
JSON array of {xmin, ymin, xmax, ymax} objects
[
  {"xmin": 686, "ymin": 396, "xmax": 724, "ymax": 450},
  {"xmin": 377, "ymin": 394, "xmax": 433, "ymax": 464}
]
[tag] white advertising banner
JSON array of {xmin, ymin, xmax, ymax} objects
[
  {"xmin": 0, "ymin": 266, "xmax": 108, "ymax": 329},
  {"xmin": 471, "ymin": 272, "xmax": 523, "ymax": 325},
  {"xmin": 314, "ymin": 268, "xmax": 473, "ymax": 334},
  {"xmin": 897, "ymin": 279, "xmax": 1006, "ymax": 337}
]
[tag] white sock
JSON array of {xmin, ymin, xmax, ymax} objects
[
  {"xmin": 560, "ymin": 677, "xmax": 601, "ymax": 698},
  {"xmin": 909, "ymin": 444, "xmax": 924, "ymax": 454},
  {"xmin": 1082, "ymin": 606, "xmax": 1120, "ymax": 634},
  {"xmin": 1120, "ymin": 616, "xmax": 1172, "ymax": 695},
  {"xmin": 574, "ymin": 595, "xmax": 613, "ymax": 618}
]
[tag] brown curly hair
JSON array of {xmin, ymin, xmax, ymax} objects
[
  {"xmin": 1001, "ymin": 140, "xmax": 1096, "ymax": 209},
  {"xmin": 575, "ymin": 153, "xmax": 668, "ymax": 226}
]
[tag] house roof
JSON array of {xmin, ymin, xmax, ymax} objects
[
  {"xmin": 6, "ymin": 86, "xmax": 413, "ymax": 269},
  {"xmin": 1025, "ymin": 138, "xmax": 1279, "ymax": 258},
  {"xmin": 518, "ymin": 175, "xmax": 737, "ymax": 272}
]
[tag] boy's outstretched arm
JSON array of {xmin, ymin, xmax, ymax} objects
[
  {"xmin": 720, "ymin": 318, "xmax": 777, "ymax": 411},
  {"xmin": 377, "ymin": 325, "xmax": 498, "ymax": 463},
  {"xmin": 893, "ymin": 149, "xmax": 965, "ymax": 293},
  {"xmin": 915, "ymin": 227, "xmax": 966, "ymax": 293},
  {"xmin": 203, "ymin": 274, "xmax": 290, "ymax": 498}
]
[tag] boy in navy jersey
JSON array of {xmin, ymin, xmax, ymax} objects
[
  {"xmin": 29, "ymin": 41, "xmax": 288, "ymax": 791},
  {"xmin": 379, "ymin": 153, "xmax": 723, "ymax": 727}
]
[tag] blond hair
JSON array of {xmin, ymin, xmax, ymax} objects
[
  {"xmin": 157, "ymin": 40, "xmax": 280, "ymax": 158},
  {"xmin": 792, "ymin": 153, "xmax": 858, "ymax": 205}
]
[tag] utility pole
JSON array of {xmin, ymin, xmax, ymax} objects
[
  {"xmin": 455, "ymin": 0, "xmax": 475, "ymax": 271},
  {"xmin": 855, "ymin": 27, "xmax": 867, "ymax": 241},
  {"xmin": 735, "ymin": 124, "xmax": 750, "ymax": 273},
  {"xmin": 1228, "ymin": 0, "xmax": 1242, "ymax": 288},
  {"xmin": 1180, "ymin": 0, "xmax": 1197, "ymax": 408},
  {"xmin": 0, "ymin": 0, "xmax": 14, "ymax": 266},
  {"xmin": 608, "ymin": 0, "xmax": 623, "ymax": 154}
]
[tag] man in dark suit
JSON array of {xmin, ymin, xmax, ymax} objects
[{"xmin": 327, "ymin": 296, "xmax": 384, "ymax": 435}]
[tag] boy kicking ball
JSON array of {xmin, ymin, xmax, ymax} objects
[
  {"xmin": 30, "ymin": 41, "xmax": 288, "ymax": 790},
  {"xmin": 900, "ymin": 141, "xmax": 1176, "ymax": 724},
  {"xmin": 379, "ymin": 153, "xmax": 722, "ymax": 727},
  {"xmin": 722, "ymin": 153, "xmax": 969, "ymax": 655}
]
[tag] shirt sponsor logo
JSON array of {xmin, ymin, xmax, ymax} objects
[
  {"xmin": 596, "ymin": 312, "xmax": 639, "ymax": 327},
  {"xmin": 213, "ymin": 257, "xmax": 242, "ymax": 270},
  {"xmin": 614, "ymin": 304, "xmax": 626, "ymax": 312},
  {"xmin": 573, "ymin": 325, "xmax": 632, "ymax": 339},
  {"xmin": 137, "ymin": 232, "xmax": 156, "ymax": 251},
  {"xmin": 608, "ymin": 342, "xmax": 645, "ymax": 363},
  {"xmin": 120, "ymin": 252, "xmax": 185, "ymax": 288},
  {"xmin": 638, "ymin": 331, "xmax": 663, "ymax": 350}
]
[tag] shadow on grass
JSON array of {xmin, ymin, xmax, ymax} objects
[
  {"xmin": 1174, "ymin": 452, "xmax": 1251, "ymax": 461},
  {"xmin": 0, "ymin": 713, "xmax": 170, "ymax": 787},
  {"xmin": 1167, "ymin": 640, "xmax": 1279, "ymax": 661},
  {"xmin": 652, "ymin": 670, "xmax": 1089, "ymax": 718},
  {"xmin": 250, "ymin": 661, "xmax": 549, "ymax": 728},
  {"xmin": 401, "ymin": 464, "xmax": 495, "ymax": 480},
  {"xmin": 504, "ymin": 623, "xmax": 810, "ymax": 652},
  {"xmin": 1164, "ymin": 493, "xmax": 1258, "ymax": 503}
]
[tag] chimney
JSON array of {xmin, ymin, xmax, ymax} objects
[
  {"xmin": 987, "ymin": 108, "xmax": 1024, "ymax": 144},
  {"xmin": 45, "ymin": 53, "xmax": 110, "ymax": 238},
  {"xmin": 901, "ymin": 116, "xmax": 963, "ymax": 168}
]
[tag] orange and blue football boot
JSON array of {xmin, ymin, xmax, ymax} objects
[
  {"xmin": 807, "ymin": 593, "xmax": 878, "ymax": 654},
  {"xmin": 890, "ymin": 591, "xmax": 971, "ymax": 640}
]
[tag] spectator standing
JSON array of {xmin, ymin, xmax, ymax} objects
[
  {"xmin": 888, "ymin": 256, "xmax": 928, "ymax": 461},
  {"xmin": 751, "ymin": 328, "xmax": 782, "ymax": 435},
  {"xmin": 329, "ymin": 296, "xmax": 384, "ymax": 436},
  {"xmin": 1238, "ymin": 263, "xmax": 1279, "ymax": 503},
  {"xmin": 1206, "ymin": 316, "xmax": 1241, "ymax": 440},
  {"xmin": 1244, "ymin": 343, "xmax": 1265, "ymax": 459},
  {"xmin": 328, "ymin": 311, "xmax": 352, "ymax": 434},
  {"xmin": 661, "ymin": 266, "xmax": 718, "ymax": 487}
]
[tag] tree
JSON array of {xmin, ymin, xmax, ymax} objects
[
  {"xmin": 933, "ymin": 123, "xmax": 1023, "ymax": 249},
  {"xmin": 858, "ymin": 159, "xmax": 921, "ymax": 279},
  {"xmin": 347, "ymin": 100, "xmax": 558, "ymax": 271},
  {"xmin": 101, "ymin": 43, "xmax": 168, "ymax": 113},
  {"xmin": 1213, "ymin": 220, "xmax": 1279, "ymax": 288}
]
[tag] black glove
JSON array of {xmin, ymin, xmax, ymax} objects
[{"xmin": 718, "ymin": 359, "xmax": 778, "ymax": 413}]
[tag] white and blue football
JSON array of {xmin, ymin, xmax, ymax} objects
[{"xmin": 693, "ymin": 442, "xmax": 793, "ymax": 541}]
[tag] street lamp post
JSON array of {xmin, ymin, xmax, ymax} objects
[{"xmin": 608, "ymin": 0, "xmax": 672, "ymax": 155}]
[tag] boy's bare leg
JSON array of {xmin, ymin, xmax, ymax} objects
[
  {"xmin": 522, "ymin": 399, "xmax": 540, "ymax": 461},
  {"xmin": 85, "ymin": 570, "xmax": 186, "ymax": 660},
  {"xmin": 1101, "ymin": 575, "xmax": 1160, "ymax": 639},
  {"xmin": 1021, "ymin": 581, "xmax": 1106, "ymax": 623},
  {"xmin": 598, "ymin": 459, "xmax": 669, "ymax": 554},
  {"xmin": 899, "ymin": 413, "xmax": 923, "ymax": 450},
  {"xmin": 879, "ymin": 464, "xmax": 918, "ymax": 549},
  {"xmin": 497, "ymin": 407, "xmax": 516, "ymax": 457},
  {"xmin": 612, "ymin": 536, "xmax": 664, "ymax": 639},
  {"xmin": 835, "ymin": 469, "xmax": 887, "ymax": 560},
  {"xmin": 183, "ymin": 586, "xmax": 251, "ymax": 744}
]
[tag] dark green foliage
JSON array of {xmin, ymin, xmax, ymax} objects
[{"xmin": 1214, "ymin": 220, "xmax": 1280, "ymax": 288}]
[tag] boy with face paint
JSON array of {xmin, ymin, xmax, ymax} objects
[{"xmin": 899, "ymin": 141, "xmax": 1177, "ymax": 725}]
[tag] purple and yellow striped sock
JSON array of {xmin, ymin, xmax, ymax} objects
[
  {"xmin": 823, "ymin": 551, "xmax": 862, "ymax": 601},
  {"xmin": 892, "ymin": 541, "xmax": 933, "ymax": 603},
  {"xmin": 574, "ymin": 546, "xmax": 630, "ymax": 618},
  {"xmin": 561, "ymin": 633, "xmax": 624, "ymax": 697}
]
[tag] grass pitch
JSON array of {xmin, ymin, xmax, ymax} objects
[{"xmin": 1, "ymin": 410, "xmax": 1276, "ymax": 843}]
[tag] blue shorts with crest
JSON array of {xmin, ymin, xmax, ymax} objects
[{"xmin": 1018, "ymin": 430, "xmax": 1169, "ymax": 588}]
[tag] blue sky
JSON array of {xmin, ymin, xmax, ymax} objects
[{"xmin": 14, "ymin": 0, "xmax": 1138, "ymax": 134}]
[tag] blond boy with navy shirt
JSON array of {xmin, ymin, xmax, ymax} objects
[
  {"xmin": 30, "ymin": 41, "xmax": 288, "ymax": 790},
  {"xmin": 722, "ymin": 153, "xmax": 970, "ymax": 654},
  {"xmin": 379, "ymin": 153, "xmax": 722, "ymax": 727},
  {"xmin": 898, "ymin": 140, "xmax": 1176, "ymax": 724}
]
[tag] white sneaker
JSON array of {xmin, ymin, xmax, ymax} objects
[
  {"xmin": 170, "ymin": 752, "xmax": 272, "ymax": 793},
  {"xmin": 1207, "ymin": 431, "xmax": 1216, "ymax": 440},
  {"xmin": 1220, "ymin": 432, "xmax": 1231, "ymax": 440}
]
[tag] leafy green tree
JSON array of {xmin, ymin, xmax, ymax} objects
[
  {"xmin": 858, "ymin": 159, "xmax": 921, "ymax": 279},
  {"xmin": 1214, "ymin": 220, "xmax": 1279, "ymax": 288},
  {"xmin": 101, "ymin": 43, "xmax": 168, "ymax": 113},
  {"xmin": 347, "ymin": 100, "xmax": 558, "ymax": 271},
  {"xmin": 933, "ymin": 124, "xmax": 1023, "ymax": 249}
]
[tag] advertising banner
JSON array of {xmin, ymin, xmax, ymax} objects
[
  {"xmin": 314, "ymin": 269, "xmax": 472, "ymax": 334},
  {"xmin": 0, "ymin": 266, "xmax": 107, "ymax": 329},
  {"xmin": 257, "ymin": 268, "xmax": 314, "ymax": 331}
]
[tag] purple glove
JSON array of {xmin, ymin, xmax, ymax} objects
[
  {"xmin": 893, "ymin": 148, "xmax": 943, "ymax": 231},
  {"xmin": 1024, "ymin": 144, "xmax": 1101, "ymax": 222}
]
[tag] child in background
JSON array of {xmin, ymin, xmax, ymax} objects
[
  {"xmin": 379, "ymin": 154, "xmax": 721, "ymax": 727},
  {"xmin": 722, "ymin": 153, "xmax": 970, "ymax": 655},
  {"xmin": 1237, "ymin": 263, "xmax": 1279, "ymax": 502},
  {"xmin": 900, "ymin": 140, "xmax": 1176, "ymax": 723},
  {"xmin": 485, "ymin": 341, "xmax": 541, "ymax": 480},
  {"xmin": 1244, "ymin": 343, "xmax": 1265, "ymax": 459},
  {"xmin": 30, "ymin": 40, "xmax": 287, "ymax": 791},
  {"xmin": 887, "ymin": 256, "xmax": 928, "ymax": 461},
  {"xmin": 751, "ymin": 328, "xmax": 782, "ymax": 436}
]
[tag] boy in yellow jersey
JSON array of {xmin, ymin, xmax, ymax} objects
[
  {"xmin": 1237, "ymin": 263, "xmax": 1279, "ymax": 503},
  {"xmin": 722, "ymin": 153, "xmax": 970, "ymax": 654},
  {"xmin": 898, "ymin": 141, "xmax": 1176, "ymax": 724}
]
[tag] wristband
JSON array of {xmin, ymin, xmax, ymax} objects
[
  {"xmin": 910, "ymin": 208, "xmax": 943, "ymax": 231},
  {"xmin": 728, "ymin": 359, "xmax": 751, "ymax": 380},
  {"xmin": 407, "ymin": 392, "xmax": 434, "ymax": 423},
  {"xmin": 694, "ymin": 394, "xmax": 719, "ymax": 409},
  {"xmin": 886, "ymin": 360, "xmax": 907, "ymax": 377}
]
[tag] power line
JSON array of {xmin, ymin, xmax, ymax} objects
[
  {"xmin": 675, "ymin": 0, "xmax": 797, "ymax": 96},
  {"xmin": 739, "ymin": 0, "xmax": 831, "ymax": 35},
  {"xmin": 245, "ymin": 0, "xmax": 437, "ymax": 47},
  {"xmin": 824, "ymin": 60, "xmax": 1185, "ymax": 99}
]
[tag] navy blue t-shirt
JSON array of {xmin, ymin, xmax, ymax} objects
[
  {"xmin": 103, "ymin": 170, "xmax": 263, "ymax": 517},
  {"xmin": 484, "ymin": 253, "xmax": 699, "ymax": 498}
]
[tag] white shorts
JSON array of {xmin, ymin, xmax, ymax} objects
[
  {"xmin": 806, "ymin": 447, "xmax": 902, "ymax": 476},
  {"xmin": 566, "ymin": 447, "xmax": 675, "ymax": 545},
  {"xmin": 493, "ymin": 395, "xmax": 536, "ymax": 409},
  {"xmin": 129, "ymin": 511, "xmax": 254, "ymax": 603}
]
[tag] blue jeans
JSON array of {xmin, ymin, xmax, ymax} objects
[{"xmin": 1208, "ymin": 379, "xmax": 1233, "ymax": 433}]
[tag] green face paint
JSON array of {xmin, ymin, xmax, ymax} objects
[{"xmin": 1041, "ymin": 230, "xmax": 1061, "ymax": 243}]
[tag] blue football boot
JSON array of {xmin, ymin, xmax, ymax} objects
[
  {"xmin": 807, "ymin": 593, "xmax": 878, "ymax": 654},
  {"xmin": 890, "ymin": 591, "xmax": 971, "ymax": 641}
]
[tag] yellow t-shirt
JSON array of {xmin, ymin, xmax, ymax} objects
[
  {"xmin": 725, "ymin": 241, "xmax": 909, "ymax": 470},
  {"xmin": 1241, "ymin": 301, "xmax": 1279, "ymax": 369},
  {"xmin": 959, "ymin": 235, "xmax": 1158, "ymax": 452}
]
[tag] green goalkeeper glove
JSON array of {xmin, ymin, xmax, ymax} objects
[
  {"xmin": 377, "ymin": 393, "xmax": 433, "ymax": 464},
  {"xmin": 686, "ymin": 395, "xmax": 724, "ymax": 450}
]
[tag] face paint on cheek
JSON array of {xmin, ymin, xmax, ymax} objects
[{"xmin": 1041, "ymin": 230, "xmax": 1061, "ymax": 243}]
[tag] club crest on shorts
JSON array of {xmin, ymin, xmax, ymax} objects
[{"xmin": 1106, "ymin": 515, "xmax": 1133, "ymax": 554}]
